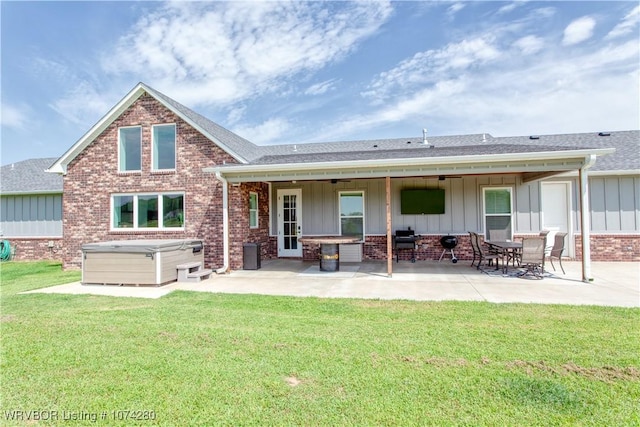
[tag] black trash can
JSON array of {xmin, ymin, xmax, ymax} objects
[{"xmin": 243, "ymin": 243, "xmax": 261, "ymax": 270}]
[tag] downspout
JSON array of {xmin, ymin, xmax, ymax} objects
[
  {"xmin": 215, "ymin": 171, "xmax": 230, "ymax": 274},
  {"xmin": 579, "ymin": 155, "xmax": 596, "ymax": 283}
]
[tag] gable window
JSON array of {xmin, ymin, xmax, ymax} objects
[
  {"xmin": 249, "ymin": 192, "xmax": 258, "ymax": 228},
  {"xmin": 483, "ymin": 187, "xmax": 513, "ymax": 240},
  {"xmin": 112, "ymin": 193, "xmax": 184, "ymax": 230},
  {"xmin": 119, "ymin": 126, "xmax": 141, "ymax": 171},
  {"xmin": 152, "ymin": 124, "xmax": 176, "ymax": 170},
  {"xmin": 339, "ymin": 191, "xmax": 364, "ymax": 241}
]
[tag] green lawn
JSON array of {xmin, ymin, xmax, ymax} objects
[{"xmin": 1, "ymin": 261, "xmax": 639, "ymax": 426}]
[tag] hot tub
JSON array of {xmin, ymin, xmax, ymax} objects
[{"xmin": 82, "ymin": 239, "xmax": 205, "ymax": 286}]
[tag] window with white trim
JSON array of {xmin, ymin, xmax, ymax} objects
[
  {"xmin": 483, "ymin": 187, "xmax": 513, "ymax": 240},
  {"xmin": 339, "ymin": 191, "xmax": 364, "ymax": 241},
  {"xmin": 118, "ymin": 126, "xmax": 141, "ymax": 171},
  {"xmin": 249, "ymin": 192, "xmax": 258, "ymax": 228},
  {"xmin": 152, "ymin": 124, "xmax": 176, "ymax": 170},
  {"xmin": 112, "ymin": 193, "xmax": 184, "ymax": 229}
]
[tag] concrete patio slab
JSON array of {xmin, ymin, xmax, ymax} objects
[{"xmin": 21, "ymin": 260, "xmax": 640, "ymax": 307}]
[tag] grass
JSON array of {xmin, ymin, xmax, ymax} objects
[{"xmin": 1, "ymin": 261, "xmax": 639, "ymax": 425}]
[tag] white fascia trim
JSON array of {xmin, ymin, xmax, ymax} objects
[
  {"xmin": 46, "ymin": 83, "xmax": 249, "ymax": 175},
  {"xmin": 46, "ymin": 84, "xmax": 148, "ymax": 175},
  {"xmin": 206, "ymin": 148, "xmax": 615, "ymax": 176},
  {"xmin": 145, "ymin": 86, "xmax": 248, "ymax": 165}
]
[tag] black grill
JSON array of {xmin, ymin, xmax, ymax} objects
[
  {"xmin": 394, "ymin": 229, "xmax": 417, "ymax": 263},
  {"xmin": 438, "ymin": 235, "xmax": 458, "ymax": 263}
]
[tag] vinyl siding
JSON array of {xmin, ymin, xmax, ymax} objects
[
  {"xmin": 270, "ymin": 174, "xmax": 640, "ymax": 237},
  {"xmin": 0, "ymin": 194, "xmax": 63, "ymax": 237}
]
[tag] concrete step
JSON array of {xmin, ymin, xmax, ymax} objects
[{"xmin": 184, "ymin": 268, "xmax": 213, "ymax": 283}]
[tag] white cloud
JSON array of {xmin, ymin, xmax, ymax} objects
[
  {"xmin": 233, "ymin": 117, "xmax": 291, "ymax": 144},
  {"xmin": 562, "ymin": 16, "xmax": 596, "ymax": 46},
  {"xmin": 324, "ymin": 16, "xmax": 639, "ymax": 141},
  {"xmin": 103, "ymin": 1, "xmax": 392, "ymax": 108},
  {"xmin": 1, "ymin": 104, "xmax": 30, "ymax": 130},
  {"xmin": 513, "ymin": 35, "xmax": 544, "ymax": 55},
  {"xmin": 447, "ymin": 3, "xmax": 465, "ymax": 18},
  {"xmin": 363, "ymin": 37, "xmax": 500, "ymax": 102},
  {"xmin": 606, "ymin": 5, "xmax": 640, "ymax": 39},
  {"xmin": 48, "ymin": 81, "xmax": 114, "ymax": 125},
  {"xmin": 226, "ymin": 105, "xmax": 247, "ymax": 125},
  {"xmin": 305, "ymin": 79, "xmax": 339, "ymax": 96}
]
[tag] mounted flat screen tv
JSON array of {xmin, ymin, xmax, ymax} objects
[{"xmin": 400, "ymin": 189, "xmax": 445, "ymax": 214}]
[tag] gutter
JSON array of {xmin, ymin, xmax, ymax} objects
[{"xmin": 214, "ymin": 171, "xmax": 230, "ymax": 274}]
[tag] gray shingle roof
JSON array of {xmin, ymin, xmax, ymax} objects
[
  {"xmin": 251, "ymin": 130, "xmax": 639, "ymax": 172},
  {"xmin": 130, "ymin": 84, "xmax": 640, "ymax": 173},
  {"xmin": 143, "ymin": 84, "xmax": 263, "ymax": 163},
  {"xmin": 1, "ymin": 158, "xmax": 62, "ymax": 194},
  {"xmin": 494, "ymin": 131, "xmax": 639, "ymax": 172}
]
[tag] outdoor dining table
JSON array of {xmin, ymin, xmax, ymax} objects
[
  {"xmin": 299, "ymin": 236, "xmax": 360, "ymax": 272},
  {"xmin": 485, "ymin": 240, "xmax": 523, "ymax": 274}
]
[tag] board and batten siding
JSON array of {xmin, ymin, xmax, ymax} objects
[
  {"xmin": 272, "ymin": 176, "xmax": 512, "ymax": 236},
  {"xmin": 270, "ymin": 174, "xmax": 640, "ymax": 238},
  {"xmin": 588, "ymin": 176, "xmax": 640, "ymax": 232},
  {"xmin": 0, "ymin": 194, "xmax": 63, "ymax": 237}
]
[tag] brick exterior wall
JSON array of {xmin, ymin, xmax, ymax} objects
[
  {"xmin": 276, "ymin": 233, "xmax": 640, "ymax": 265},
  {"xmin": 228, "ymin": 182, "xmax": 272, "ymax": 270},
  {"xmin": 62, "ymin": 94, "xmax": 237, "ymax": 270},
  {"xmin": 575, "ymin": 234, "xmax": 640, "ymax": 262},
  {"xmin": 3, "ymin": 237, "xmax": 64, "ymax": 261}
]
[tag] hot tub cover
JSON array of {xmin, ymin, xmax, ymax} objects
[{"xmin": 82, "ymin": 239, "xmax": 203, "ymax": 254}]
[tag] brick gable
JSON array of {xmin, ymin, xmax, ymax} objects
[{"xmin": 62, "ymin": 94, "xmax": 237, "ymax": 269}]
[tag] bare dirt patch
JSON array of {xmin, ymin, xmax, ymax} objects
[
  {"xmin": 285, "ymin": 376, "xmax": 302, "ymax": 387},
  {"xmin": 507, "ymin": 360, "xmax": 640, "ymax": 383},
  {"xmin": 0, "ymin": 314, "xmax": 17, "ymax": 323}
]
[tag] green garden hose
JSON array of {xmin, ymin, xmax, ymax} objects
[{"xmin": 0, "ymin": 240, "xmax": 12, "ymax": 261}]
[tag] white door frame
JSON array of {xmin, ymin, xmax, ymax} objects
[
  {"xmin": 277, "ymin": 189, "xmax": 302, "ymax": 257},
  {"xmin": 541, "ymin": 181, "xmax": 573, "ymax": 258}
]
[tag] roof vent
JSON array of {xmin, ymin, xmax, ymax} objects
[
  {"xmin": 373, "ymin": 144, "xmax": 378, "ymax": 148},
  {"xmin": 598, "ymin": 132, "xmax": 611, "ymax": 136},
  {"xmin": 482, "ymin": 133, "xmax": 487, "ymax": 143},
  {"xmin": 293, "ymin": 145, "xmax": 297, "ymax": 152},
  {"xmin": 406, "ymin": 141, "xmax": 411, "ymax": 144},
  {"xmin": 422, "ymin": 128, "xmax": 429, "ymax": 146},
  {"xmin": 529, "ymin": 135, "xmax": 540, "ymax": 140}
]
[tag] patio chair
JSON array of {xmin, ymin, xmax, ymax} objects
[
  {"xmin": 470, "ymin": 232, "xmax": 500, "ymax": 270},
  {"xmin": 488, "ymin": 229, "xmax": 509, "ymax": 242},
  {"xmin": 518, "ymin": 237, "xmax": 545, "ymax": 279},
  {"xmin": 548, "ymin": 232, "xmax": 568, "ymax": 274},
  {"xmin": 539, "ymin": 230, "xmax": 553, "ymax": 256}
]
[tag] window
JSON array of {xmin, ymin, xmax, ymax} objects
[
  {"xmin": 339, "ymin": 191, "xmax": 364, "ymax": 241},
  {"xmin": 483, "ymin": 187, "xmax": 513, "ymax": 240},
  {"xmin": 249, "ymin": 192, "xmax": 258, "ymax": 228},
  {"xmin": 112, "ymin": 193, "xmax": 184, "ymax": 230},
  {"xmin": 119, "ymin": 127, "xmax": 141, "ymax": 171},
  {"xmin": 152, "ymin": 124, "xmax": 176, "ymax": 170}
]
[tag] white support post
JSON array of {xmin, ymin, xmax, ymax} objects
[{"xmin": 579, "ymin": 155, "xmax": 596, "ymax": 282}]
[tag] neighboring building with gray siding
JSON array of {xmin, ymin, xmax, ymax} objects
[{"xmin": 1, "ymin": 158, "xmax": 63, "ymax": 260}]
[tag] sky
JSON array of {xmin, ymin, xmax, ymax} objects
[{"xmin": 1, "ymin": 1, "xmax": 639, "ymax": 165}]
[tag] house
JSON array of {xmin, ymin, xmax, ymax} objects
[
  {"xmin": 47, "ymin": 83, "xmax": 639, "ymax": 281},
  {"xmin": 0, "ymin": 158, "xmax": 63, "ymax": 259}
]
